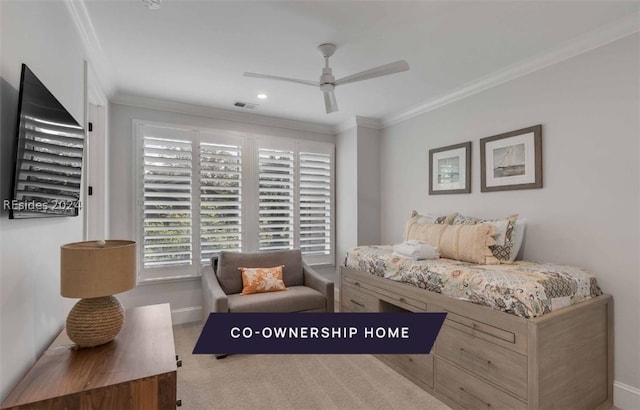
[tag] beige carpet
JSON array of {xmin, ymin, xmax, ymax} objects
[{"xmin": 174, "ymin": 323, "xmax": 450, "ymax": 410}]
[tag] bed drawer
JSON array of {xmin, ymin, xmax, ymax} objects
[
  {"xmin": 377, "ymin": 354, "xmax": 433, "ymax": 388},
  {"xmin": 343, "ymin": 274, "xmax": 426, "ymax": 311},
  {"xmin": 341, "ymin": 283, "xmax": 379, "ymax": 312},
  {"xmin": 445, "ymin": 311, "xmax": 515, "ymax": 343},
  {"xmin": 436, "ymin": 358, "xmax": 526, "ymax": 410},
  {"xmin": 437, "ymin": 325, "xmax": 527, "ymax": 398}
]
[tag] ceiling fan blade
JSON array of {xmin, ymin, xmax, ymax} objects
[
  {"xmin": 334, "ymin": 60, "xmax": 409, "ymax": 86},
  {"xmin": 243, "ymin": 72, "xmax": 319, "ymax": 87},
  {"xmin": 323, "ymin": 90, "xmax": 338, "ymax": 114}
]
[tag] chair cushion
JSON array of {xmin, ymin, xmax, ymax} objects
[
  {"xmin": 216, "ymin": 250, "xmax": 304, "ymax": 295},
  {"xmin": 227, "ymin": 286, "xmax": 326, "ymax": 312}
]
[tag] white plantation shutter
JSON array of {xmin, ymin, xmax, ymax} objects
[
  {"xmin": 200, "ymin": 142, "xmax": 243, "ymax": 263},
  {"xmin": 142, "ymin": 135, "xmax": 193, "ymax": 269},
  {"xmin": 258, "ymin": 148, "xmax": 294, "ymax": 251},
  {"xmin": 299, "ymin": 151, "xmax": 332, "ymax": 260},
  {"xmin": 137, "ymin": 122, "xmax": 334, "ymax": 281}
]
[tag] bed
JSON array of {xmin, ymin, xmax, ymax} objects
[
  {"xmin": 345, "ymin": 245, "xmax": 602, "ymax": 319},
  {"xmin": 340, "ymin": 212, "xmax": 612, "ymax": 410}
]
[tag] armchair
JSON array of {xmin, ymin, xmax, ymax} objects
[{"xmin": 201, "ymin": 249, "xmax": 334, "ymax": 323}]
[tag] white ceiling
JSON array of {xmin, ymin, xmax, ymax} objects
[{"xmin": 83, "ymin": 1, "xmax": 639, "ymax": 127}]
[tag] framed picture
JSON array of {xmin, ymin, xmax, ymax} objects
[
  {"xmin": 429, "ymin": 141, "xmax": 471, "ymax": 195},
  {"xmin": 480, "ymin": 125, "xmax": 542, "ymax": 192}
]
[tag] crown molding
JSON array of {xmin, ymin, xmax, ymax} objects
[
  {"xmin": 64, "ymin": 0, "xmax": 115, "ymax": 98},
  {"xmin": 382, "ymin": 11, "xmax": 640, "ymax": 128},
  {"xmin": 112, "ymin": 94, "xmax": 337, "ymax": 135},
  {"xmin": 356, "ymin": 116, "xmax": 383, "ymax": 130},
  {"xmin": 337, "ymin": 116, "xmax": 383, "ymax": 133}
]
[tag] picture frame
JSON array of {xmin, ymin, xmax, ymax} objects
[
  {"xmin": 480, "ymin": 125, "xmax": 542, "ymax": 192},
  {"xmin": 429, "ymin": 141, "xmax": 471, "ymax": 195}
]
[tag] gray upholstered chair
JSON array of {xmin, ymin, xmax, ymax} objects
[{"xmin": 201, "ymin": 249, "xmax": 334, "ymax": 322}]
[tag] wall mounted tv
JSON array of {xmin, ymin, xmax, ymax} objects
[{"xmin": 9, "ymin": 64, "xmax": 85, "ymax": 219}]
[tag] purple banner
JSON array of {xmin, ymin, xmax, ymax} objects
[{"xmin": 193, "ymin": 312, "xmax": 446, "ymax": 355}]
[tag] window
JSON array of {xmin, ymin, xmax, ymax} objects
[
  {"xmin": 298, "ymin": 150, "xmax": 332, "ymax": 262},
  {"xmin": 200, "ymin": 141, "xmax": 243, "ymax": 263},
  {"xmin": 135, "ymin": 122, "xmax": 334, "ymax": 281},
  {"xmin": 142, "ymin": 134, "xmax": 193, "ymax": 270},
  {"xmin": 258, "ymin": 148, "xmax": 294, "ymax": 252}
]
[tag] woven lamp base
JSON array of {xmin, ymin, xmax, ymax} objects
[{"xmin": 66, "ymin": 296, "xmax": 125, "ymax": 348}]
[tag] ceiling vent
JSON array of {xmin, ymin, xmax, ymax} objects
[{"xmin": 234, "ymin": 101, "xmax": 258, "ymax": 109}]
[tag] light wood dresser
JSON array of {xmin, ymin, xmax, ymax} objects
[
  {"xmin": 1, "ymin": 304, "xmax": 179, "ymax": 410},
  {"xmin": 341, "ymin": 266, "xmax": 613, "ymax": 410}
]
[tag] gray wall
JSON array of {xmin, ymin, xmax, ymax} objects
[
  {"xmin": 336, "ymin": 125, "xmax": 382, "ymax": 275},
  {"xmin": 357, "ymin": 127, "xmax": 381, "ymax": 247},
  {"xmin": 336, "ymin": 127, "xmax": 358, "ymax": 268},
  {"xmin": 0, "ymin": 1, "xmax": 87, "ymax": 400},
  {"xmin": 380, "ymin": 34, "xmax": 639, "ymax": 403}
]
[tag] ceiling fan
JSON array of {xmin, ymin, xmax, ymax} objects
[{"xmin": 243, "ymin": 43, "xmax": 410, "ymax": 114}]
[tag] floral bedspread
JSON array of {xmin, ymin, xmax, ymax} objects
[{"xmin": 345, "ymin": 246, "xmax": 602, "ymax": 318}]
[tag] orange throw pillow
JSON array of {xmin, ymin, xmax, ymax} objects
[{"xmin": 239, "ymin": 265, "xmax": 287, "ymax": 295}]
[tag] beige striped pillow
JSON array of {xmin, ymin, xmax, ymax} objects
[{"xmin": 439, "ymin": 224, "xmax": 499, "ymax": 265}]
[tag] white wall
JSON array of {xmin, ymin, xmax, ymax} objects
[
  {"xmin": 380, "ymin": 34, "xmax": 639, "ymax": 407},
  {"xmin": 335, "ymin": 125, "xmax": 382, "ymax": 276},
  {"xmin": 108, "ymin": 102, "xmax": 336, "ymax": 322},
  {"xmin": 356, "ymin": 127, "xmax": 381, "ymax": 246},
  {"xmin": 0, "ymin": 1, "xmax": 87, "ymax": 401},
  {"xmin": 336, "ymin": 127, "xmax": 358, "ymax": 269}
]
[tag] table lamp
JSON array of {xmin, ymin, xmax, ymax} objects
[{"xmin": 60, "ymin": 240, "xmax": 136, "ymax": 348}]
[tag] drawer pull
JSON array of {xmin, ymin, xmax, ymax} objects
[
  {"xmin": 459, "ymin": 387, "xmax": 491, "ymax": 408},
  {"xmin": 354, "ymin": 281, "xmax": 361, "ymax": 287},
  {"xmin": 459, "ymin": 347, "xmax": 492, "ymax": 366},
  {"xmin": 399, "ymin": 297, "xmax": 407, "ymax": 303},
  {"xmin": 350, "ymin": 299, "xmax": 365, "ymax": 308}
]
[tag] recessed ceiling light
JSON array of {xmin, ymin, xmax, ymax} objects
[
  {"xmin": 142, "ymin": 0, "xmax": 161, "ymax": 10},
  {"xmin": 257, "ymin": 93, "xmax": 268, "ymax": 100}
]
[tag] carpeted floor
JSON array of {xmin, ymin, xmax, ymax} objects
[{"xmin": 174, "ymin": 323, "xmax": 450, "ymax": 410}]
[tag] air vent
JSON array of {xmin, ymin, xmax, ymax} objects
[{"xmin": 234, "ymin": 101, "xmax": 258, "ymax": 109}]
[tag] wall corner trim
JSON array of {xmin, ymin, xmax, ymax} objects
[
  {"xmin": 337, "ymin": 116, "xmax": 383, "ymax": 133},
  {"xmin": 381, "ymin": 11, "xmax": 640, "ymax": 128}
]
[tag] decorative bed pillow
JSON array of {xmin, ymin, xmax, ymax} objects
[
  {"xmin": 239, "ymin": 265, "xmax": 287, "ymax": 295},
  {"xmin": 439, "ymin": 224, "xmax": 500, "ymax": 265},
  {"xmin": 510, "ymin": 218, "xmax": 527, "ymax": 261},
  {"xmin": 453, "ymin": 214, "xmax": 520, "ymax": 262},
  {"xmin": 404, "ymin": 221, "xmax": 448, "ymax": 246},
  {"xmin": 404, "ymin": 210, "xmax": 457, "ymax": 241}
]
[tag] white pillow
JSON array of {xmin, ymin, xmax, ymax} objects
[{"xmin": 510, "ymin": 219, "xmax": 527, "ymax": 261}]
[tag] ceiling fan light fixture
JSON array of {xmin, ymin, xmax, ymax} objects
[
  {"xmin": 243, "ymin": 43, "xmax": 409, "ymax": 114},
  {"xmin": 141, "ymin": 0, "xmax": 161, "ymax": 10}
]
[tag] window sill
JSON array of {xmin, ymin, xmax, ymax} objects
[{"xmin": 137, "ymin": 273, "xmax": 202, "ymax": 286}]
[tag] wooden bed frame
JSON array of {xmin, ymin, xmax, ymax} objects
[{"xmin": 341, "ymin": 266, "xmax": 613, "ymax": 410}]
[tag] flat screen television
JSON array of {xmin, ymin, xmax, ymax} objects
[{"xmin": 9, "ymin": 64, "xmax": 85, "ymax": 219}]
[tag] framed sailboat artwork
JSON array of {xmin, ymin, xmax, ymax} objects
[{"xmin": 480, "ymin": 125, "xmax": 542, "ymax": 192}]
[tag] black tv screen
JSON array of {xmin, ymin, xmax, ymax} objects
[{"xmin": 9, "ymin": 64, "xmax": 85, "ymax": 219}]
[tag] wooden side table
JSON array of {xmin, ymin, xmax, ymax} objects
[{"xmin": 1, "ymin": 304, "xmax": 178, "ymax": 410}]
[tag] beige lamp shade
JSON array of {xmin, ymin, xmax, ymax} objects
[{"xmin": 60, "ymin": 240, "xmax": 136, "ymax": 298}]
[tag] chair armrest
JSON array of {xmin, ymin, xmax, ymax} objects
[
  {"xmin": 201, "ymin": 264, "xmax": 229, "ymax": 323},
  {"xmin": 302, "ymin": 263, "xmax": 334, "ymax": 312}
]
